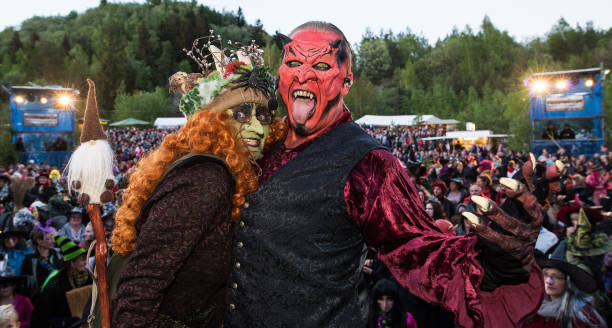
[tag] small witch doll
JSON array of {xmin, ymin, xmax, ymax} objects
[{"xmin": 63, "ymin": 79, "xmax": 115, "ymax": 328}]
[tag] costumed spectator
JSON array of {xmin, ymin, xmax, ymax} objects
[
  {"xmin": 217, "ymin": 22, "xmax": 557, "ymax": 327},
  {"xmin": 47, "ymin": 170, "xmax": 64, "ymax": 194},
  {"xmin": 9, "ymin": 209, "xmax": 34, "ymax": 236},
  {"xmin": 424, "ymin": 200, "xmax": 445, "ymax": 221},
  {"xmin": 463, "ymin": 160, "xmax": 479, "ymax": 184},
  {"xmin": 431, "ymin": 180, "xmax": 453, "ymax": 217},
  {"xmin": 0, "ymin": 262, "xmax": 32, "ymax": 328},
  {"xmin": 538, "ymin": 149, "xmax": 551, "ymax": 163},
  {"xmin": 446, "ymin": 178, "xmax": 467, "ymax": 206},
  {"xmin": 100, "ymin": 202, "xmax": 116, "ymax": 238},
  {"xmin": 31, "ymin": 235, "xmax": 90, "ymax": 328},
  {"xmin": 21, "ymin": 225, "xmax": 63, "ymax": 298},
  {"xmin": 559, "ymin": 124, "xmax": 576, "ymax": 139},
  {"xmin": 477, "ymin": 172, "xmax": 496, "ymax": 200},
  {"xmin": 0, "ymin": 304, "xmax": 19, "ymax": 328},
  {"xmin": 417, "ymin": 190, "xmax": 427, "ymax": 204},
  {"xmin": 0, "ymin": 229, "xmax": 32, "ymax": 276},
  {"xmin": 586, "ymin": 162, "xmax": 606, "ymax": 206},
  {"xmin": 465, "ymin": 184, "xmax": 482, "ymax": 203},
  {"xmin": 110, "ymin": 37, "xmax": 284, "ymax": 327},
  {"xmin": 454, "ymin": 161, "xmax": 465, "ymax": 179},
  {"xmin": 567, "ymin": 175, "xmax": 592, "ymax": 206},
  {"xmin": 507, "ymin": 160, "xmax": 519, "ymax": 178},
  {"xmin": 23, "ymin": 172, "xmax": 56, "ymax": 208},
  {"xmin": 477, "ymin": 159, "xmax": 493, "ymax": 174},
  {"xmin": 522, "ymin": 245, "xmax": 606, "ymax": 327},
  {"xmin": 454, "ymin": 203, "xmax": 471, "ymax": 236},
  {"xmin": 367, "ymin": 279, "xmax": 417, "ymax": 328},
  {"xmin": 556, "ymin": 205, "xmax": 602, "ymax": 239},
  {"xmin": 0, "ymin": 175, "xmax": 13, "ymax": 212},
  {"xmin": 78, "ymin": 222, "xmax": 94, "ymax": 251},
  {"xmin": 58, "ymin": 208, "xmax": 85, "ymax": 244},
  {"xmin": 564, "ymin": 207, "xmax": 612, "ymax": 321}
]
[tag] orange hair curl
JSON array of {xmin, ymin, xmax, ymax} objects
[
  {"xmin": 112, "ymin": 110, "xmax": 284, "ymax": 255},
  {"xmin": 266, "ymin": 118, "xmax": 288, "ymax": 147}
]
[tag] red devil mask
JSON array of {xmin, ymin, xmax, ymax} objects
[{"xmin": 278, "ymin": 30, "xmax": 353, "ymax": 147}]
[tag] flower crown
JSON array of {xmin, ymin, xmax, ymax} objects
[{"xmin": 177, "ymin": 31, "xmax": 277, "ymax": 117}]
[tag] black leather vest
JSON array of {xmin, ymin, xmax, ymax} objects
[{"xmin": 225, "ymin": 122, "xmax": 384, "ymax": 327}]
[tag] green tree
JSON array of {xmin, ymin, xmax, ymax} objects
[
  {"xmin": 357, "ymin": 38, "xmax": 391, "ymax": 84},
  {"xmin": 113, "ymin": 87, "xmax": 171, "ymax": 122}
]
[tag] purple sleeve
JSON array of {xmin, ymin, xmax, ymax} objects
[{"xmin": 345, "ymin": 149, "xmax": 543, "ymax": 328}]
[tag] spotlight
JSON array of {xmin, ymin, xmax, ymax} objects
[
  {"xmin": 555, "ymin": 80, "xmax": 568, "ymax": 90},
  {"xmin": 14, "ymin": 96, "xmax": 24, "ymax": 104},
  {"xmin": 533, "ymin": 80, "xmax": 547, "ymax": 93},
  {"xmin": 585, "ymin": 79, "xmax": 594, "ymax": 87},
  {"xmin": 58, "ymin": 95, "xmax": 71, "ymax": 107},
  {"xmin": 40, "ymin": 97, "xmax": 48, "ymax": 104}
]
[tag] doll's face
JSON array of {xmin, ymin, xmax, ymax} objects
[
  {"xmin": 377, "ymin": 295, "xmax": 394, "ymax": 313},
  {"xmin": 226, "ymin": 103, "xmax": 272, "ymax": 160}
]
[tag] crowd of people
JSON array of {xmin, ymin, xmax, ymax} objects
[
  {"xmin": 0, "ymin": 123, "xmax": 610, "ymax": 327},
  {"xmin": 362, "ymin": 124, "xmax": 612, "ymax": 327},
  {"xmin": 0, "ymin": 159, "xmax": 118, "ymax": 327},
  {"xmin": 107, "ymin": 127, "xmax": 176, "ymax": 186}
]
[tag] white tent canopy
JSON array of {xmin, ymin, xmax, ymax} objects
[
  {"xmin": 154, "ymin": 117, "xmax": 187, "ymax": 128},
  {"xmin": 355, "ymin": 115, "xmax": 458, "ymax": 126},
  {"xmin": 420, "ymin": 130, "xmax": 510, "ymax": 141}
]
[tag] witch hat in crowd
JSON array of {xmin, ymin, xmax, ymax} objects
[
  {"xmin": 566, "ymin": 207, "xmax": 612, "ymax": 259},
  {"xmin": 80, "ymin": 79, "xmax": 107, "ymax": 143},
  {"xmin": 53, "ymin": 235, "xmax": 86, "ymax": 262},
  {"xmin": 536, "ymin": 240, "xmax": 598, "ymax": 293}
]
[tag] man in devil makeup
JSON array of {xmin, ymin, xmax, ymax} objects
[{"xmin": 224, "ymin": 21, "xmax": 561, "ymax": 328}]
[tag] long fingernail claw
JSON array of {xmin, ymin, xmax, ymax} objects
[
  {"xmin": 471, "ymin": 195, "xmax": 492, "ymax": 212},
  {"xmin": 500, "ymin": 177, "xmax": 520, "ymax": 191},
  {"xmin": 462, "ymin": 212, "xmax": 480, "ymax": 226}
]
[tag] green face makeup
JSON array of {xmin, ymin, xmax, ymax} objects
[{"xmin": 227, "ymin": 103, "xmax": 272, "ymax": 160}]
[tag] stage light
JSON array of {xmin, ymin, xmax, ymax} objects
[
  {"xmin": 585, "ymin": 79, "xmax": 594, "ymax": 87},
  {"xmin": 14, "ymin": 95, "xmax": 24, "ymax": 104},
  {"xmin": 40, "ymin": 97, "xmax": 48, "ymax": 104},
  {"xmin": 58, "ymin": 94, "xmax": 71, "ymax": 106},
  {"xmin": 533, "ymin": 80, "xmax": 547, "ymax": 93},
  {"xmin": 555, "ymin": 80, "xmax": 568, "ymax": 90}
]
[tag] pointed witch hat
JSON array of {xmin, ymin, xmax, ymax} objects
[{"xmin": 80, "ymin": 79, "xmax": 107, "ymax": 143}]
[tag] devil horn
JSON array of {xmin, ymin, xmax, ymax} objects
[{"xmin": 275, "ymin": 32, "xmax": 292, "ymax": 49}]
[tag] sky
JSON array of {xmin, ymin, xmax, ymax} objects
[{"xmin": 1, "ymin": 0, "xmax": 611, "ymax": 45}]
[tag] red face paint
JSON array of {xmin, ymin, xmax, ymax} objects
[{"xmin": 278, "ymin": 30, "xmax": 351, "ymax": 145}]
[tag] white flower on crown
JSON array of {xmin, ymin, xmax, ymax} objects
[{"xmin": 197, "ymin": 78, "xmax": 222, "ymax": 106}]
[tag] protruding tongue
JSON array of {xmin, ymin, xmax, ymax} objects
[{"xmin": 292, "ymin": 97, "xmax": 315, "ymax": 124}]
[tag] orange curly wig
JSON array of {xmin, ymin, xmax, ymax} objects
[{"xmin": 112, "ymin": 110, "xmax": 286, "ymax": 255}]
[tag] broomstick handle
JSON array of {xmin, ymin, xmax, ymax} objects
[{"xmin": 88, "ymin": 204, "xmax": 110, "ymax": 328}]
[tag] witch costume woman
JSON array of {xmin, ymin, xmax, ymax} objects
[{"xmin": 109, "ymin": 34, "xmax": 284, "ymax": 328}]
